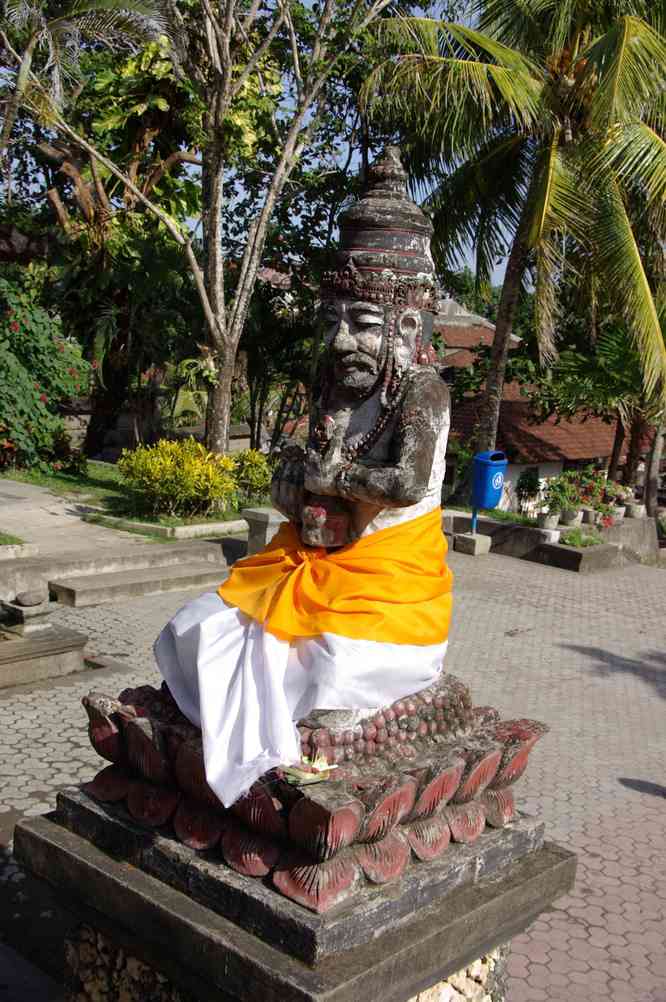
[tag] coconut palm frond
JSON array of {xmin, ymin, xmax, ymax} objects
[
  {"xmin": 591, "ymin": 123, "xmax": 666, "ymax": 228},
  {"xmin": 424, "ymin": 133, "xmax": 531, "ymax": 287},
  {"xmin": 475, "ymin": 0, "xmax": 546, "ymax": 54},
  {"xmin": 582, "ymin": 16, "xmax": 666, "ymax": 127},
  {"xmin": 593, "ymin": 180, "xmax": 666, "ymax": 402},
  {"xmin": 528, "ymin": 136, "xmax": 589, "ymax": 362},
  {"xmin": 3, "ymin": 0, "xmax": 40, "ymax": 28},
  {"xmin": 364, "ymin": 53, "xmax": 541, "ymax": 155}
]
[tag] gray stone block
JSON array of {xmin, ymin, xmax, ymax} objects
[
  {"xmin": 454, "ymin": 533, "xmax": 492, "ymax": 556},
  {"xmin": 0, "ymin": 625, "xmax": 88, "ymax": 688},
  {"xmin": 242, "ymin": 507, "xmax": 287, "ymax": 555}
]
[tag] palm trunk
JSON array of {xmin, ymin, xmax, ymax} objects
[
  {"xmin": 645, "ymin": 418, "xmax": 664, "ymax": 517},
  {"xmin": 475, "ymin": 234, "xmax": 530, "ymax": 452},
  {"xmin": 608, "ymin": 415, "xmax": 625, "ymax": 480},
  {"xmin": 0, "ymin": 38, "xmax": 37, "ymax": 156},
  {"xmin": 475, "ymin": 179, "xmax": 535, "ymax": 453},
  {"xmin": 623, "ymin": 415, "xmax": 647, "ymax": 487}
]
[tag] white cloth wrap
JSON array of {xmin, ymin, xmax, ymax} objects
[{"xmin": 154, "ymin": 592, "xmax": 447, "ymax": 807}]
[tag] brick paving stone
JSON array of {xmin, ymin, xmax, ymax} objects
[{"xmin": 0, "ymin": 550, "xmax": 665, "ymax": 1001}]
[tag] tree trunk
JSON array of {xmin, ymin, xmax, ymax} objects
[
  {"xmin": 83, "ymin": 363, "xmax": 130, "ymax": 457},
  {"xmin": 201, "ymin": 112, "xmax": 228, "ymax": 452},
  {"xmin": 608, "ymin": 415, "xmax": 625, "ymax": 480},
  {"xmin": 645, "ymin": 418, "xmax": 664, "ymax": 517},
  {"xmin": 475, "ymin": 186, "xmax": 534, "ymax": 453},
  {"xmin": 206, "ymin": 358, "xmax": 234, "ymax": 454},
  {"xmin": 623, "ymin": 414, "xmax": 647, "ymax": 487}
]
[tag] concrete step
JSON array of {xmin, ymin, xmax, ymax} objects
[
  {"xmin": 0, "ymin": 541, "xmax": 229, "ymax": 602},
  {"xmin": 49, "ymin": 562, "xmax": 229, "ymax": 607}
]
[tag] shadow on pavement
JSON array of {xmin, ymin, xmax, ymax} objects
[
  {"xmin": 560, "ymin": 644, "xmax": 666, "ymax": 701},
  {"xmin": 618, "ymin": 777, "xmax": 666, "ymax": 799}
]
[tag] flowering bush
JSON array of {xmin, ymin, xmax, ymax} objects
[
  {"xmin": 0, "ymin": 274, "xmax": 90, "ymax": 469},
  {"xmin": 117, "ymin": 438, "xmax": 238, "ymax": 517},
  {"xmin": 117, "ymin": 440, "xmax": 272, "ymax": 518}
]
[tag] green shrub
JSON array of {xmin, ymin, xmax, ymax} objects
[
  {"xmin": 232, "ymin": 448, "xmax": 272, "ymax": 506},
  {"xmin": 0, "ymin": 272, "xmax": 90, "ymax": 469},
  {"xmin": 561, "ymin": 527, "xmax": 603, "ymax": 548},
  {"xmin": 117, "ymin": 438, "xmax": 238, "ymax": 517}
]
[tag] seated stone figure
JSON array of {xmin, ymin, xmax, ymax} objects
[{"xmin": 154, "ymin": 147, "xmax": 454, "ymax": 807}]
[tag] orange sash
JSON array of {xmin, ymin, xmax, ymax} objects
[{"xmin": 218, "ymin": 507, "xmax": 453, "ymax": 645}]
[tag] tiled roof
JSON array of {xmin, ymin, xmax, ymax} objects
[{"xmin": 449, "ymin": 384, "xmax": 637, "ymax": 464}]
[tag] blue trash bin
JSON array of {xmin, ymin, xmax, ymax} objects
[{"xmin": 471, "ymin": 450, "xmax": 508, "ymax": 510}]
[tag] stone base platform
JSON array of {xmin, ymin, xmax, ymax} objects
[
  {"xmin": 0, "ymin": 624, "xmax": 87, "ymax": 689},
  {"xmin": 14, "ymin": 812, "xmax": 575, "ymax": 1002},
  {"xmin": 55, "ymin": 787, "xmax": 545, "ymax": 963}
]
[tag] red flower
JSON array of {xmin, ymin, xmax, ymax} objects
[
  {"xmin": 92, "ymin": 360, "xmax": 99, "ymax": 370},
  {"xmin": 10, "ymin": 321, "xmax": 19, "ymax": 333},
  {"xmin": 39, "ymin": 393, "xmax": 48, "ymax": 403}
]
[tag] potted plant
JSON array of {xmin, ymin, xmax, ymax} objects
[
  {"xmin": 577, "ymin": 466, "xmax": 604, "ymax": 523},
  {"xmin": 558, "ymin": 472, "xmax": 583, "ymax": 526},
  {"xmin": 625, "ymin": 499, "xmax": 646, "ymax": 518},
  {"xmin": 604, "ymin": 481, "xmax": 631, "ymax": 520},
  {"xmin": 595, "ymin": 501, "xmax": 615, "ymax": 529},
  {"xmin": 539, "ymin": 476, "xmax": 569, "ymax": 528}
]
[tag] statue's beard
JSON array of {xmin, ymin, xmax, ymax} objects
[{"xmin": 335, "ymin": 364, "xmax": 381, "ymax": 398}]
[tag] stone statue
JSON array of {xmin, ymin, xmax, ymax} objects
[
  {"xmin": 271, "ymin": 145, "xmax": 450, "ymax": 549},
  {"xmin": 78, "ymin": 148, "xmax": 549, "ymax": 917}
]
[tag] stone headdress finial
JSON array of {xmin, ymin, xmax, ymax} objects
[{"xmin": 321, "ymin": 146, "xmax": 436, "ymax": 312}]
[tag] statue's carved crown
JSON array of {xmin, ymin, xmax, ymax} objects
[
  {"xmin": 321, "ymin": 259, "xmax": 436, "ymax": 311},
  {"xmin": 321, "ymin": 146, "xmax": 437, "ymax": 315}
]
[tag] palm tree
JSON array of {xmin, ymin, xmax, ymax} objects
[
  {"xmin": 364, "ymin": 1, "xmax": 666, "ymax": 451},
  {"xmin": 0, "ymin": 0, "xmax": 167, "ymax": 160}
]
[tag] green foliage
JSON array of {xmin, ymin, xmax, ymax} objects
[
  {"xmin": 516, "ymin": 467, "xmax": 540, "ymax": 501},
  {"xmin": 117, "ymin": 438, "xmax": 238, "ymax": 517},
  {"xmin": 368, "ymin": 2, "xmax": 666, "ymax": 402},
  {"xmin": 232, "ymin": 448, "xmax": 272, "ymax": 507},
  {"xmin": 0, "ymin": 530, "xmax": 24, "ymax": 545},
  {"xmin": 561, "ymin": 528, "xmax": 603, "ymax": 548},
  {"xmin": 0, "ymin": 270, "xmax": 90, "ymax": 469},
  {"xmin": 543, "ymin": 473, "xmax": 578, "ymax": 513}
]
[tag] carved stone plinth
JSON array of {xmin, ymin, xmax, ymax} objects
[
  {"xmin": 14, "ymin": 812, "xmax": 575, "ymax": 1002},
  {"xmin": 77, "ymin": 676, "xmax": 548, "ymax": 916}
]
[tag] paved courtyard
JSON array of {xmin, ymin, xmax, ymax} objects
[{"xmin": 1, "ymin": 548, "xmax": 665, "ymax": 1001}]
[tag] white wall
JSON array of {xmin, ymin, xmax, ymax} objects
[{"xmin": 499, "ymin": 461, "xmax": 564, "ymax": 512}]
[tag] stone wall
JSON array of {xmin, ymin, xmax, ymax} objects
[{"xmin": 64, "ymin": 925, "xmax": 508, "ymax": 1002}]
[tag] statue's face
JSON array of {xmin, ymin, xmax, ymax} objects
[
  {"xmin": 321, "ymin": 297, "xmax": 433, "ymax": 397},
  {"xmin": 321, "ymin": 298, "xmax": 387, "ymax": 395}
]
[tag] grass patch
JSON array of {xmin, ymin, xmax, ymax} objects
[
  {"xmin": 1, "ymin": 461, "xmax": 125, "ymax": 504},
  {"xmin": 0, "ymin": 530, "xmax": 24, "ymax": 545},
  {"xmin": 449, "ymin": 504, "xmax": 537, "ymax": 527},
  {"xmin": 2, "ymin": 464, "xmax": 265, "ymax": 526},
  {"xmin": 561, "ymin": 527, "xmax": 603, "ymax": 548}
]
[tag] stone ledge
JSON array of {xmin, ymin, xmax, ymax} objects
[
  {"xmin": 14, "ymin": 814, "xmax": 576, "ymax": 1002},
  {"xmin": 443, "ymin": 513, "xmax": 559, "ymax": 560},
  {"xmin": 56, "ymin": 786, "xmax": 544, "ymax": 964},
  {"xmin": 0, "ymin": 625, "xmax": 88, "ymax": 689},
  {"xmin": 0, "ymin": 543, "xmax": 39, "ymax": 561},
  {"xmin": 81, "ymin": 509, "xmax": 248, "ymax": 539},
  {"xmin": 530, "ymin": 541, "xmax": 621, "ymax": 574}
]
